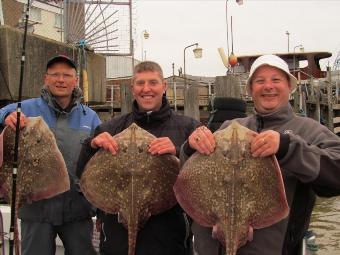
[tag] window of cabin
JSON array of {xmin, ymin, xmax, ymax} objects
[
  {"xmin": 55, "ymin": 13, "xmax": 62, "ymax": 28},
  {"xmin": 299, "ymin": 60, "xmax": 308, "ymax": 69},
  {"xmin": 29, "ymin": 7, "xmax": 42, "ymax": 22}
]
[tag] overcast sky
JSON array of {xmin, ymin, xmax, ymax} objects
[{"xmin": 133, "ymin": 0, "xmax": 340, "ymax": 77}]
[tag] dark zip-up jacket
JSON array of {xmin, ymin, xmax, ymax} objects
[
  {"xmin": 77, "ymin": 97, "xmax": 200, "ymax": 255},
  {"xmin": 181, "ymin": 104, "xmax": 340, "ymax": 255}
]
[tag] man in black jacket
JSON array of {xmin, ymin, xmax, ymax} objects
[{"xmin": 77, "ymin": 61, "xmax": 200, "ymax": 255}]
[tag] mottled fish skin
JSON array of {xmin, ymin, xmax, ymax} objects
[
  {"xmin": 0, "ymin": 116, "xmax": 69, "ymax": 204},
  {"xmin": 80, "ymin": 123, "xmax": 180, "ymax": 255},
  {"xmin": 0, "ymin": 116, "xmax": 70, "ymax": 255},
  {"xmin": 174, "ymin": 120, "xmax": 289, "ymax": 255}
]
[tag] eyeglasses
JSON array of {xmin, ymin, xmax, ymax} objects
[{"xmin": 46, "ymin": 73, "xmax": 76, "ymax": 80}]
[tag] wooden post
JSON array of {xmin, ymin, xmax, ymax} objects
[
  {"xmin": 298, "ymin": 71, "xmax": 303, "ymax": 112},
  {"xmin": 326, "ymin": 66, "xmax": 333, "ymax": 131},
  {"xmin": 336, "ymin": 80, "xmax": 339, "ymax": 104},
  {"xmin": 184, "ymin": 83, "xmax": 199, "ymax": 120},
  {"xmin": 292, "ymin": 70, "xmax": 300, "ymax": 113},
  {"xmin": 302, "ymin": 90, "xmax": 307, "ymax": 115},
  {"xmin": 120, "ymin": 82, "xmax": 133, "ymax": 114},
  {"xmin": 214, "ymin": 75, "xmax": 240, "ymax": 98},
  {"xmin": 293, "ymin": 89, "xmax": 299, "ymax": 113},
  {"xmin": 312, "ymin": 80, "xmax": 321, "ymax": 123}
]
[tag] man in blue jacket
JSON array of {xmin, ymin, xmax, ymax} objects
[{"xmin": 0, "ymin": 55, "xmax": 101, "ymax": 255}]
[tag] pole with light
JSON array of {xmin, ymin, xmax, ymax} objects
[
  {"xmin": 183, "ymin": 43, "xmax": 202, "ymax": 89},
  {"xmin": 293, "ymin": 44, "xmax": 304, "ymax": 113},
  {"xmin": 141, "ymin": 30, "xmax": 149, "ymax": 61},
  {"xmin": 293, "ymin": 44, "xmax": 304, "ymax": 71},
  {"xmin": 286, "ymin": 31, "xmax": 290, "ymax": 52}
]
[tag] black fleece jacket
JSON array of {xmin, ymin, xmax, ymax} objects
[{"xmin": 77, "ymin": 97, "xmax": 200, "ymax": 255}]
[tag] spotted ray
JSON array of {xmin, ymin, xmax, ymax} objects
[
  {"xmin": 174, "ymin": 120, "xmax": 289, "ymax": 255},
  {"xmin": 80, "ymin": 123, "xmax": 180, "ymax": 255},
  {"xmin": 0, "ymin": 116, "xmax": 70, "ymax": 254}
]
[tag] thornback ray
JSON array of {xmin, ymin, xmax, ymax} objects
[
  {"xmin": 174, "ymin": 120, "xmax": 289, "ymax": 255},
  {"xmin": 0, "ymin": 116, "xmax": 70, "ymax": 255},
  {"xmin": 80, "ymin": 123, "xmax": 180, "ymax": 255}
]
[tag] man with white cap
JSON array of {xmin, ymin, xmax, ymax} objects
[{"xmin": 181, "ymin": 54, "xmax": 340, "ymax": 254}]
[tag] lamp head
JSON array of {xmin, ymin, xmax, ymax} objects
[
  {"xmin": 143, "ymin": 30, "xmax": 150, "ymax": 39},
  {"xmin": 193, "ymin": 47, "xmax": 203, "ymax": 58}
]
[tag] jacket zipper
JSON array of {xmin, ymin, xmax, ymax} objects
[
  {"xmin": 102, "ymin": 222, "xmax": 107, "ymax": 242},
  {"xmin": 146, "ymin": 111, "xmax": 152, "ymax": 123},
  {"xmin": 183, "ymin": 212, "xmax": 190, "ymax": 249}
]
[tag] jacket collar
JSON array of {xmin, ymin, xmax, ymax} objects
[
  {"xmin": 254, "ymin": 104, "xmax": 295, "ymax": 130},
  {"xmin": 41, "ymin": 87, "xmax": 83, "ymax": 113},
  {"xmin": 132, "ymin": 96, "xmax": 171, "ymax": 123}
]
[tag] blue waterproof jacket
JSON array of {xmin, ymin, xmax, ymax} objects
[{"xmin": 0, "ymin": 91, "xmax": 101, "ymax": 224}]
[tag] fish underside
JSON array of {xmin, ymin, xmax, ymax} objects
[
  {"xmin": 174, "ymin": 121, "xmax": 289, "ymax": 255},
  {"xmin": 80, "ymin": 123, "xmax": 180, "ymax": 255},
  {"xmin": 0, "ymin": 117, "xmax": 70, "ymax": 255}
]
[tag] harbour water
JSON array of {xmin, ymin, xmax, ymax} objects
[{"xmin": 309, "ymin": 197, "xmax": 340, "ymax": 255}]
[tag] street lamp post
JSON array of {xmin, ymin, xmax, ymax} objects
[
  {"xmin": 286, "ymin": 31, "xmax": 290, "ymax": 52},
  {"xmin": 293, "ymin": 44, "xmax": 304, "ymax": 71},
  {"xmin": 183, "ymin": 43, "xmax": 202, "ymax": 88},
  {"xmin": 141, "ymin": 30, "xmax": 149, "ymax": 61}
]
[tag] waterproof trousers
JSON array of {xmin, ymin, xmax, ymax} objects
[{"xmin": 21, "ymin": 218, "xmax": 97, "ymax": 255}]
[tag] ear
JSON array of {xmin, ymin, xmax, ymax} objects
[
  {"xmin": 43, "ymin": 74, "xmax": 49, "ymax": 87},
  {"xmin": 163, "ymin": 80, "xmax": 168, "ymax": 94},
  {"xmin": 247, "ymin": 84, "xmax": 252, "ymax": 97},
  {"xmin": 130, "ymin": 84, "xmax": 135, "ymax": 96}
]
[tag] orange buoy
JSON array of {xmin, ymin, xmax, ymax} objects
[{"xmin": 229, "ymin": 53, "xmax": 238, "ymax": 67}]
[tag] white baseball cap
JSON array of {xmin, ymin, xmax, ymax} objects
[{"xmin": 246, "ymin": 54, "xmax": 297, "ymax": 95}]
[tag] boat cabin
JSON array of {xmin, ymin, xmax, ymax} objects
[{"xmin": 234, "ymin": 51, "xmax": 332, "ymax": 80}]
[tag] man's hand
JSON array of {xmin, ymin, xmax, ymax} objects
[
  {"xmin": 188, "ymin": 126, "xmax": 216, "ymax": 155},
  {"xmin": 90, "ymin": 132, "xmax": 118, "ymax": 155},
  {"xmin": 4, "ymin": 112, "xmax": 28, "ymax": 130},
  {"xmin": 250, "ymin": 130, "xmax": 280, "ymax": 157},
  {"xmin": 148, "ymin": 137, "xmax": 176, "ymax": 155}
]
